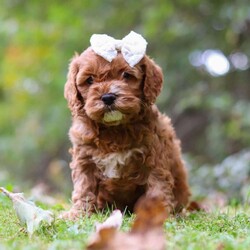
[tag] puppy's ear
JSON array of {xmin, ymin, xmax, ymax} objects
[
  {"xmin": 141, "ymin": 56, "xmax": 163, "ymax": 104},
  {"xmin": 65, "ymin": 53, "xmax": 99, "ymax": 141},
  {"xmin": 64, "ymin": 54, "xmax": 83, "ymax": 116}
]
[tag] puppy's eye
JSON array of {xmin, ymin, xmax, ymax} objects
[
  {"xmin": 86, "ymin": 76, "xmax": 94, "ymax": 85},
  {"xmin": 122, "ymin": 72, "xmax": 132, "ymax": 80}
]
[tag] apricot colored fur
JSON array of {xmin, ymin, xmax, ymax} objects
[{"xmin": 63, "ymin": 48, "xmax": 191, "ymax": 219}]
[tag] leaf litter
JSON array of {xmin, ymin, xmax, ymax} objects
[
  {"xmin": 1, "ymin": 186, "xmax": 168, "ymax": 249},
  {"xmin": 0, "ymin": 187, "xmax": 54, "ymax": 236},
  {"xmin": 87, "ymin": 196, "xmax": 168, "ymax": 250}
]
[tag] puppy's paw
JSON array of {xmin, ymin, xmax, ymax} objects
[{"xmin": 58, "ymin": 209, "xmax": 84, "ymax": 221}]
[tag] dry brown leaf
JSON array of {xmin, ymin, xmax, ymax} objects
[
  {"xmin": 87, "ymin": 196, "xmax": 167, "ymax": 250},
  {"xmin": 131, "ymin": 196, "xmax": 167, "ymax": 233}
]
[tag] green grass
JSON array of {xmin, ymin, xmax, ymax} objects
[{"xmin": 0, "ymin": 194, "xmax": 249, "ymax": 250}]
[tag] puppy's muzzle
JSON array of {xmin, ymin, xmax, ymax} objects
[{"xmin": 101, "ymin": 93, "xmax": 116, "ymax": 106}]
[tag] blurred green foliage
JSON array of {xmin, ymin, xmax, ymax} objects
[{"xmin": 0, "ymin": 0, "xmax": 249, "ymax": 192}]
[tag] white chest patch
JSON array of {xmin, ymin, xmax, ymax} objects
[{"xmin": 92, "ymin": 148, "xmax": 142, "ymax": 179}]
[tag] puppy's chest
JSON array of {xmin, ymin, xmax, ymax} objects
[{"xmin": 92, "ymin": 148, "xmax": 144, "ymax": 179}]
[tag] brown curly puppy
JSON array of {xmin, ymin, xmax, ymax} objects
[{"xmin": 63, "ymin": 46, "xmax": 191, "ymax": 219}]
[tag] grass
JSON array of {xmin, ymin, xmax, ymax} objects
[{"xmin": 0, "ymin": 194, "xmax": 249, "ymax": 250}]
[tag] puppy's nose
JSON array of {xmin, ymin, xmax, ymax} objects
[{"xmin": 101, "ymin": 93, "xmax": 116, "ymax": 105}]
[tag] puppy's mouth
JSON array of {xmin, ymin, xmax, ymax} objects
[{"xmin": 102, "ymin": 110, "xmax": 124, "ymax": 125}]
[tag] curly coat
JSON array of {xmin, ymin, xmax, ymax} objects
[{"xmin": 64, "ymin": 48, "xmax": 191, "ymax": 219}]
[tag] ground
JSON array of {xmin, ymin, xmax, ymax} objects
[{"xmin": 0, "ymin": 194, "xmax": 249, "ymax": 250}]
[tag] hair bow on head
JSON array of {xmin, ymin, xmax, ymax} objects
[{"xmin": 90, "ymin": 31, "xmax": 148, "ymax": 67}]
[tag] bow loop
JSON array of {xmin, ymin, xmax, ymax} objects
[
  {"xmin": 90, "ymin": 31, "xmax": 147, "ymax": 67},
  {"xmin": 90, "ymin": 34, "xmax": 118, "ymax": 63}
]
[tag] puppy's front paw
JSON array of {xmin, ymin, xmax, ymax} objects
[{"xmin": 58, "ymin": 208, "xmax": 84, "ymax": 221}]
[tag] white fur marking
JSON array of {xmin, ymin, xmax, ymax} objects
[{"xmin": 93, "ymin": 148, "xmax": 142, "ymax": 178}]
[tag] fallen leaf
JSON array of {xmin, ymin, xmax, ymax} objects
[
  {"xmin": 87, "ymin": 196, "xmax": 167, "ymax": 250},
  {"xmin": 131, "ymin": 196, "xmax": 167, "ymax": 233},
  {"xmin": 0, "ymin": 187, "xmax": 54, "ymax": 236},
  {"xmin": 95, "ymin": 209, "xmax": 123, "ymax": 233}
]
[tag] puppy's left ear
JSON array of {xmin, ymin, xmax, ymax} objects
[{"xmin": 141, "ymin": 56, "xmax": 163, "ymax": 104}]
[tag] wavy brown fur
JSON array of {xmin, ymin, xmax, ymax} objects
[{"xmin": 63, "ymin": 48, "xmax": 191, "ymax": 219}]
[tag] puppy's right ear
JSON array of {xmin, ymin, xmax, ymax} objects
[{"xmin": 64, "ymin": 54, "xmax": 83, "ymax": 116}]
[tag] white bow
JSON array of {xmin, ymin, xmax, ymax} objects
[{"xmin": 90, "ymin": 31, "xmax": 147, "ymax": 67}]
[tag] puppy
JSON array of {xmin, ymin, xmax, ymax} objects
[{"xmin": 63, "ymin": 32, "xmax": 191, "ymax": 219}]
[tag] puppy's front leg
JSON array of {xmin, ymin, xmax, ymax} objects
[
  {"xmin": 146, "ymin": 169, "xmax": 175, "ymax": 214},
  {"xmin": 61, "ymin": 149, "xmax": 97, "ymax": 220}
]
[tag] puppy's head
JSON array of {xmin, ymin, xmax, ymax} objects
[{"xmin": 65, "ymin": 48, "xmax": 163, "ymax": 126}]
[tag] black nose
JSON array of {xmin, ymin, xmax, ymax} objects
[{"xmin": 101, "ymin": 93, "xmax": 116, "ymax": 105}]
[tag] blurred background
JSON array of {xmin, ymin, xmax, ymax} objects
[{"xmin": 0, "ymin": 0, "xmax": 249, "ymax": 205}]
